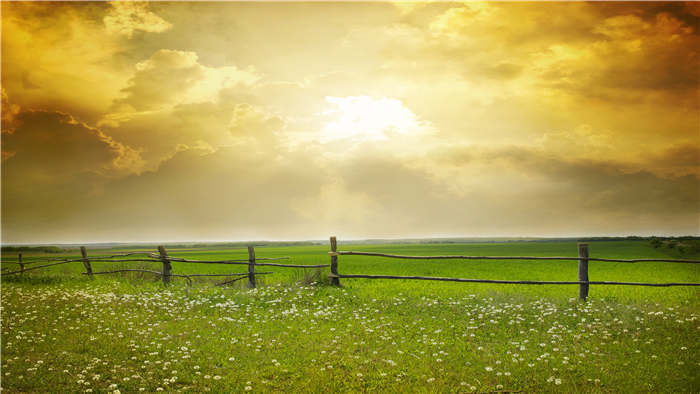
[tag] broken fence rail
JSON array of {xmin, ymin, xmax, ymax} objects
[{"xmin": 4, "ymin": 245, "xmax": 329, "ymax": 288}]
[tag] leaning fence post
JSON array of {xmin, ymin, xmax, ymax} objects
[
  {"xmin": 18, "ymin": 253, "xmax": 24, "ymax": 275},
  {"xmin": 578, "ymin": 243, "xmax": 589, "ymax": 301},
  {"xmin": 158, "ymin": 246, "xmax": 172, "ymax": 285},
  {"xmin": 330, "ymin": 236, "xmax": 340, "ymax": 286},
  {"xmin": 80, "ymin": 246, "xmax": 93, "ymax": 277},
  {"xmin": 248, "ymin": 246, "xmax": 256, "ymax": 288}
]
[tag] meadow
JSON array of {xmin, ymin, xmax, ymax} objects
[{"xmin": 2, "ymin": 240, "xmax": 699, "ymax": 392}]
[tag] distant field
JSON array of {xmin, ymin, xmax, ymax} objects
[{"xmin": 2, "ymin": 241, "xmax": 699, "ymax": 392}]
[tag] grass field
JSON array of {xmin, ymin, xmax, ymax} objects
[{"xmin": 2, "ymin": 240, "xmax": 699, "ymax": 392}]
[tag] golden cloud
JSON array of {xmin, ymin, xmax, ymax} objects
[
  {"xmin": 103, "ymin": 1, "xmax": 172, "ymax": 38},
  {"xmin": 2, "ymin": 108, "xmax": 143, "ymax": 181}
]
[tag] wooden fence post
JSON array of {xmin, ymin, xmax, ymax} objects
[
  {"xmin": 158, "ymin": 246, "xmax": 172, "ymax": 285},
  {"xmin": 248, "ymin": 246, "xmax": 256, "ymax": 288},
  {"xmin": 578, "ymin": 243, "xmax": 589, "ymax": 301},
  {"xmin": 330, "ymin": 236, "xmax": 339, "ymax": 286},
  {"xmin": 80, "ymin": 246, "xmax": 93, "ymax": 277},
  {"xmin": 18, "ymin": 253, "xmax": 24, "ymax": 275}
]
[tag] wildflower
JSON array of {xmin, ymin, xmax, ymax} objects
[{"xmin": 244, "ymin": 386, "xmax": 252, "ymax": 391}]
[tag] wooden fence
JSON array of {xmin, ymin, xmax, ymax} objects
[
  {"xmin": 2, "ymin": 246, "xmax": 329, "ymax": 288},
  {"xmin": 326, "ymin": 236, "xmax": 700, "ymax": 301},
  {"xmin": 4, "ymin": 237, "xmax": 700, "ymax": 300}
]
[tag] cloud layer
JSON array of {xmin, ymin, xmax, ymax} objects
[{"xmin": 2, "ymin": 2, "xmax": 698, "ymax": 243}]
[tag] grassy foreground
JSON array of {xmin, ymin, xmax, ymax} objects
[{"xmin": 1, "ymin": 241, "xmax": 699, "ymax": 392}]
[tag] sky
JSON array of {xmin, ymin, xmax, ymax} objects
[{"xmin": 1, "ymin": 1, "xmax": 699, "ymax": 244}]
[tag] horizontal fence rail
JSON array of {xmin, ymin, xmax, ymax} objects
[
  {"xmin": 327, "ymin": 274, "xmax": 700, "ymax": 287},
  {"xmin": 152, "ymin": 256, "xmax": 330, "ymax": 269},
  {"xmin": 85, "ymin": 269, "xmax": 196, "ymax": 287},
  {"xmin": 327, "ymin": 236, "xmax": 700, "ymax": 300},
  {"xmin": 2, "ymin": 245, "xmax": 326, "ymax": 288},
  {"xmin": 2, "ymin": 252, "xmax": 155, "ymax": 264},
  {"xmin": 330, "ymin": 251, "xmax": 700, "ymax": 264}
]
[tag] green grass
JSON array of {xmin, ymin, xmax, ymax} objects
[{"xmin": 2, "ymin": 240, "xmax": 699, "ymax": 392}]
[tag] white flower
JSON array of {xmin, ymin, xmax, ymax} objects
[{"xmin": 244, "ymin": 386, "xmax": 252, "ymax": 391}]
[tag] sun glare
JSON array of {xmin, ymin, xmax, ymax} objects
[{"xmin": 320, "ymin": 96, "xmax": 431, "ymax": 142}]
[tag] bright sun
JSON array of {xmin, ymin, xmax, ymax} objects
[{"xmin": 320, "ymin": 96, "xmax": 431, "ymax": 142}]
